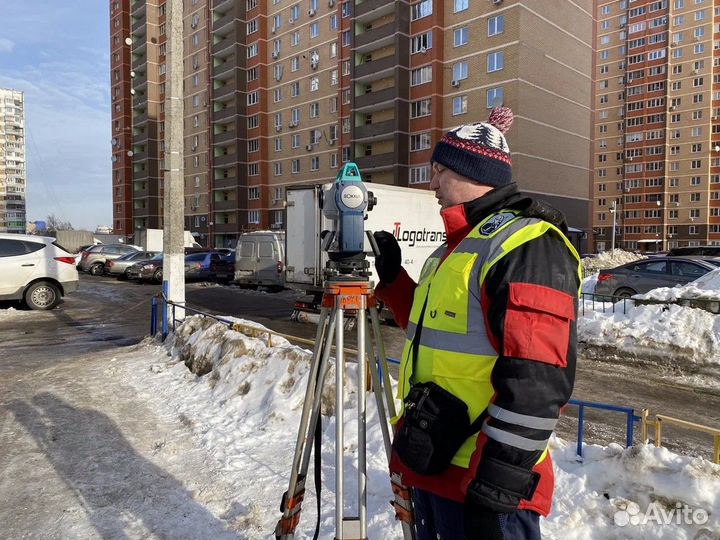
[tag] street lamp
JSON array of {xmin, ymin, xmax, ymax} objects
[{"xmin": 609, "ymin": 200, "xmax": 617, "ymax": 251}]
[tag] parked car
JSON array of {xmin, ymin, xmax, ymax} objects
[
  {"xmin": 184, "ymin": 251, "xmax": 235, "ymax": 283},
  {"xmin": 126, "ymin": 253, "xmax": 164, "ymax": 283},
  {"xmin": 668, "ymin": 245, "xmax": 720, "ymax": 257},
  {"xmin": 105, "ymin": 251, "xmax": 159, "ymax": 279},
  {"xmin": 79, "ymin": 244, "xmax": 141, "ymax": 275},
  {"xmin": 0, "ymin": 233, "xmax": 79, "ymax": 310},
  {"xmin": 595, "ymin": 257, "xmax": 718, "ymax": 298}
]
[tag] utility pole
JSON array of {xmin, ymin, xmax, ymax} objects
[
  {"xmin": 163, "ymin": 0, "xmax": 185, "ymax": 322},
  {"xmin": 610, "ymin": 199, "xmax": 617, "ymax": 252}
]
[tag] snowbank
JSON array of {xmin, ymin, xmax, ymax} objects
[
  {"xmin": 120, "ymin": 317, "xmax": 720, "ymax": 540},
  {"xmin": 582, "ymin": 249, "xmax": 645, "ymax": 276},
  {"xmin": 635, "ymin": 267, "xmax": 720, "ymax": 303}
]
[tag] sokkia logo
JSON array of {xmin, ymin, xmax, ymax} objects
[{"xmin": 613, "ymin": 501, "xmax": 715, "ymax": 537}]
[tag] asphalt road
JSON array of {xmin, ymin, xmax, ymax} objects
[{"xmin": 2, "ymin": 273, "xmax": 720, "ymax": 462}]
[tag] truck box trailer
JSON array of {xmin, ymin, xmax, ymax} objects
[
  {"xmin": 285, "ymin": 182, "xmax": 445, "ymax": 321},
  {"xmin": 133, "ymin": 229, "xmax": 200, "ymax": 251}
]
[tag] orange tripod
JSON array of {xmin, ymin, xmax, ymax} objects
[{"xmin": 275, "ymin": 277, "xmax": 415, "ymax": 540}]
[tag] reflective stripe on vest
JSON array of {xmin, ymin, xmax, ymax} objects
[{"xmin": 396, "ymin": 210, "xmax": 580, "ymax": 469}]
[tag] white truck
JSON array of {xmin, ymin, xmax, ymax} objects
[
  {"xmin": 285, "ymin": 182, "xmax": 445, "ymax": 321},
  {"xmin": 133, "ymin": 228, "xmax": 200, "ymax": 251}
]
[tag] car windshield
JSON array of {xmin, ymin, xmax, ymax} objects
[
  {"xmin": 149, "ymin": 253, "xmax": 164, "ymax": 261},
  {"xmin": 185, "ymin": 253, "xmax": 208, "ymax": 262}
]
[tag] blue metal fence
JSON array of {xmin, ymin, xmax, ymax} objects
[{"xmin": 567, "ymin": 399, "xmax": 641, "ymax": 459}]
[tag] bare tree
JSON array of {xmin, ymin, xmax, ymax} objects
[{"xmin": 46, "ymin": 214, "xmax": 73, "ymax": 232}]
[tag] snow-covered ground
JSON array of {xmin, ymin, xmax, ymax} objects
[
  {"xmin": 580, "ymin": 262, "xmax": 720, "ymax": 364},
  {"xmin": 582, "ymin": 249, "xmax": 645, "ymax": 276},
  {"xmin": 117, "ymin": 317, "xmax": 720, "ymax": 540}
]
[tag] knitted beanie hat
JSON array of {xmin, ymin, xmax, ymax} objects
[{"xmin": 430, "ymin": 107, "xmax": 514, "ymax": 188}]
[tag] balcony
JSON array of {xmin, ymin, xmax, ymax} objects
[
  {"xmin": 213, "ymin": 57, "xmax": 236, "ymax": 78},
  {"xmin": 355, "ymin": 0, "xmax": 397, "ymax": 23},
  {"xmin": 213, "ymin": 199, "xmax": 238, "ymax": 211},
  {"xmin": 354, "ymin": 152, "xmax": 396, "ymax": 170},
  {"xmin": 131, "ymin": 16, "xmax": 145, "ymax": 36},
  {"xmin": 355, "ymin": 23, "xmax": 395, "ymax": 53},
  {"xmin": 214, "ymin": 153, "xmax": 239, "ymax": 167},
  {"xmin": 354, "ymin": 119, "xmax": 396, "ymax": 141},
  {"xmin": 213, "ymin": 129, "xmax": 236, "ymax": 145},
  {"xmin": 213, "ymin": 176, "xmax": 239, "ymax": 189},
  {"xmin": 212, "ymin": 28, "xmax": 242, "ymax": 57},
  {"xmin": 213, "ymin": 81, "xmax": 236, "ymax": 101},
  {"xmin": 354, "ymin": 87, "xmax": 397, "ymax": 110},
  {"xmin": 213, "ymin": 105, "xmax": 237, "ymax": 122},
  {"xmin": 212, "ymin": 222, "xmax": 238, "ymax": 233},
  {"xmin": 133, "ymin": 183, "xmax": 149, "ymax": 198},
  {"xmin": 213, "ymin": 6, "xmax": 240, "ymax": 33},
  {"xmin": 133, "ymin": 109, "xmax": 149, "ymax": 125},
  {"xmin": 354, "ymin": 55, "xmax": 396, "ymax": 81}
]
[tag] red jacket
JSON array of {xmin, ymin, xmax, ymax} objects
[{"xmin": 376, "ymin": 184, "xmax": 579, "ymax": 516}]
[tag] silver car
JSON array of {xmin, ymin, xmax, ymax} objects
[
  {"xmin": 78, "ymin": 244, "xmax": 141, "ymax": 275},
  {"xmin": 105, "ymin": 251, "xmax": 159, "ymax": 279},
  {"xmin": 595, "ymin": 256, "xmax": 719, "ymax": 298}
]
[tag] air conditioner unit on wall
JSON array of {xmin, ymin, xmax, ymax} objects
[
  {"xmin": 451, "ymin": 79, "xmax": 460, "ymax": 88},
  {"xmin": 272, "ymin": 51, "xmax": 279, "ymax": 59},
  {"xmin": 308, "ymin": 8, "xmax": 316, "ymax": 16},
  {"xmin": 306, "ymin": 144, "xmax": 313, "ymax": 151}
]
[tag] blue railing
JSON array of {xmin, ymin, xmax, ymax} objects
[{"xmin": 567, "ymin": 399, "xmax": 641, "ymax": 459}]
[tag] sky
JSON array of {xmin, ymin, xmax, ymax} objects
[{"xmin": 0, "ymin": 0, "xmax": 111, "ymax": 231}]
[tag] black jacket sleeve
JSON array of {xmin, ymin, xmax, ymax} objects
[{"xmin": 465, "ymin": 228, "xmax": 580, "ymax": 512}]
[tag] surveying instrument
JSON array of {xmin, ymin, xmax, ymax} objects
[{"xmin": 275, "ymin": 163, "xmax": 415, "ymax": 540}]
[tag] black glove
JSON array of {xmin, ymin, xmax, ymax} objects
[
  {"xmin": 373, "ymin": 231, "xmax": 401, "ymax": 284},
  {"xmin": 463, "ymin": 502, "xmax": 505, "ymax": 540}
]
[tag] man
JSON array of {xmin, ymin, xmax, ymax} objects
[{"xmin": 373, "ymin": 107, "xmax": 581, "ymax": 540}]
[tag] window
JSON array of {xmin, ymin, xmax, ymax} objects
[
  {"xmin": 310, "ymin": 102, "xmax": 320, "ymax": 118},
  {"xmin": 454, "ymin": 0, "xmax": 468, "ymax": 12},
  {"xmin": 247, "ymin": 91, "xmax": 259, "ymax": 106},
  {"xmin": 310, "ymin": 22, "xmax": 319, "ymax": 38},
  {"xmin": 247, "ymin": 19, "xmax": 258, "ymax": 34},
  {"xmin": 310, "ymin": 76, "xmax": 319, "ymax": 91},
  {"xmin": 411, "ymin": 0, "xmax": 432, "ymax": 21},
  {"xmin": 411, "ymin": 66, "xmax": 432, "ymax": 86},
  {"xmin": 342, "ymin": 1, "xmax": 351, "ymax": 17},
  {"xmin": 291, "ymin": 81, "xmax": 300, "ymax": 97},
  {"xmin": 291, "ymin": 159, "xmax": 300, "ymax": 174},
  {"xmin": 487, "ymin": 51, "xmax": 504, "ymax": 72},
  {"xmin": 487, "ymin": 87, "xmax": 504, "ymax": 108},
  {"xmin": 330, "ymin": 14, "xmax": 338, "ymax": 30},
  {"xmin": 453, "ymin": 96, "xmax": 468, "ymax": 115},
  {"xmin": 247, "ymin": 43, "xmax": 258, "ymax": 58},
  {"xmin": 454, "ymin": 27, "xmax": 469, "ymax": 47},
  {"xmin": 452, "ymin": 61, "xmax": 468, "ymax": 81},
  {"xmin": 410, "ymin": 166, "xmax": 431, "ymax": 184},
  {"xmin": 248, "ymin": 139, "xmax": 259, "ymax": 153},
  {"xmin": 275, "ymin": 138, "xmax": 282, "ymax": 152},
  {"xmin": 410, "ymin": 133, "xmax": 432, "ymax": 151},
  {"xmin": 248, "ymin": 187, "xmax": 260, "ymax": 199},
  {"xmin": 291, "ymin": 4, "xmax": 300, "ymax": 19},
  {"xmin": 248, "ymin": 211, "xmax": 260, "ymax": 224},
  {"xmin": 311, "ymin": 156, "xmax": 320, "ymax": 171},
  {"xmin": 411, "ymin": 98, "xmax": 432, "ymax": 118},
  {"xmin": 274, "ymin": 88, "xmax": 282, "ymax": 102},
  {"xmin": 488, "ymin": 15, "xmax": 504, "ymax": 36},
  {"xmin": 411, "ymin": 32, "xmax": 433, "ymax": 54},
  {"xmin": 248, "ymin": 115, "xmax": 259, "ymax": 129},
  {"xmin": 292, "ymin": 134, "xmax": 300, "ymax": 148}
]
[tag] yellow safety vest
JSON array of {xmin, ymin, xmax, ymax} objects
[{"xmin": 396, "ymin": 210, "xmax": 581, "ymax": 468}]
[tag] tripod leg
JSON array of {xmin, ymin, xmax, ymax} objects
[
  {"xmin": 335, "ymin": 305, "xmax": 345, "ymax": 538},
  {"xmin": 365, "ymin": 308, "xmax": 392, "ymax": 460},
  {"xmin": 276, "ymin": 306, "xmax": 333, "ymax": 539},
  {"xmin": 356, "ymin": 307, "xmax": 368, "ymax": 540},
  {"xmin": 368, "ymin": 307, "xmax": 417, "ymax": 540}
]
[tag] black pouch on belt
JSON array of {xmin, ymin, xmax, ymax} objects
[{"xmin": 392, "ymin": 381, "xmax": 478, "ymax": 475}]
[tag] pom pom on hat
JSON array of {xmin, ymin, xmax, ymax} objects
[
  {"xmin": 430, "ymin": 107, "xmax": 514, "ymax": 188},
  {"xmin": 487, "ymin": 106, "xmax": 514, "ymax": 134}
]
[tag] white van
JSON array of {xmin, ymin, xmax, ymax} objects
[
  {"xmin": 234, "ymin": 231, "xmax": 285, "ymax": 290},
  {"xmin": 0, "ymin": 233, "xmax": 79, "ymax": 310}
]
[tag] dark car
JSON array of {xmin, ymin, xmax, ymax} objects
[
  {"xmin": 106, "ymin": 250, "xmax": 160, "ymax": 278},
  {"xmin": 126, "ymin": 253, "xmax": 164, "ymax": 283},
  {"xmin": 595, "ymin": 257, "xmax": 718, "ymax": 298},
  {"xmin": 184, "ymin": 252, "xmax": 235, "ymax": 283},
  {"xmin": 668, "ymin": 245, "xmax": 720, "ymax": 257}
]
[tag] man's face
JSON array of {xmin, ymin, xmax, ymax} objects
[{"xmin": 429, "ymin": 163, "xmax": 493, "ymax": 210}]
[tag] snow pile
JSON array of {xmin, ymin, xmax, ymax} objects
[
  {"xmin": 635, "ymin": 267, "xmax": 720, "ymax": 303},
  {"xmin": 582, "ymin": 274, "xmax": 598, "ymax": 294},
  {"xmin": 547, "ymin": 439, "xmax": 720, "ymax": 540},
  {"xmin": 579, "ymin": 302, "xmax": 720, "ymax": 364},
  {"xmin": 582, "ymin": 249, "xmax": 645, "ymax": 276},
  {"xmin": 120, "ymin": 317, "xmax": 720, "ymax": 539},
  {"xmin": 0, "ymin": 307, "xmax": 33, "ymax": 321}
]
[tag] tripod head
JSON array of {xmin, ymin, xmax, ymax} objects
[{"xmin": 320, "ymin": 162, "xmax": 377, "ymax": 279}]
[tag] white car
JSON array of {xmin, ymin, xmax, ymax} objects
[{"xmin": 0, "ymin": 233, "xmax": 79, "ymax": 310}]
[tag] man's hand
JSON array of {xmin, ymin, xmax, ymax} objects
[{"xmin": 373, "ymin": 231, "xmax": 401, "ymax": 284}]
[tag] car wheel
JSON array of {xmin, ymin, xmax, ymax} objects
[
  {"xmin": 89, "ymin": 262, "xmax": 105, "ymax": 276},
  {"xmin": 614, "ymin": 287, "xmax": 637, "ymax": 299},
  {"xmin": 119, "ymin": 269, "xmax": 130, "ymax": 280},
  {"xmin": 24, "ymin": 281, "xmax": 61, "ymax": 310},
  {"xmin": 153, "ymin": 268, "xmax": 163, "ymax": 283}
]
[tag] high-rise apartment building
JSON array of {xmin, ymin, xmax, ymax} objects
[
  {"xmin": 593, "ymin": 0, "xmax": 720, "ymax": 252},
  {"xmin": 115, "ymin": 0, "xmax": 594, "ymax": 248},
  {"xmin": 0, "ymin": 88, "xmax": 26, "ymax": 234}
]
